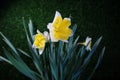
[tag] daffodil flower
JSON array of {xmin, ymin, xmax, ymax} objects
[
  {"xmin": 47, "ymin": 11, "xmax": 72, "ymax": 42},
  {"xmin": 33, "ymin": 30, "xmax": 49, "ymax": 55},
  {"xmin": 79, "ymin": 36, "xmax": 92, "ymax": 51}
]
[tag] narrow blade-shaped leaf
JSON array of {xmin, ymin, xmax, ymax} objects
[
  {"xmin": 17, "ymin": 48, "xmax": 31, "ymax": 58},
  {"xmin": 28, "ymin": 19, "xmax": 34, "ymax": 41},
  {"xmin": 0, "ymin": 32, "xmax": 19, "ymax": 56},
  {"xmin": 0, "ymin": 56, "xmax": 12, "ymax": 64},
  {"xmin": 83, "ymin": 36, "xmax": 102, "ymax": 66},
  {"xmin": 87, "ymin": 47, "xmax": 105, "ymax": 80},
  {"xmin": 3, "ymin": 48, "xmax": 38, "ymax": 80}
]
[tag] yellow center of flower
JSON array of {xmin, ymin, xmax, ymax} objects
[
  {"xmin": 52, "ymin": 15, "xmax": 72, "ymax": 41},
  {"xmin": 33, "ymin": 33, "xmax": 46, "ymax": 49}
]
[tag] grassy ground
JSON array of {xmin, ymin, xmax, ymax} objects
[{"xmin": 0, "ymin": 0, "xmax": 119, "ymax": 80}]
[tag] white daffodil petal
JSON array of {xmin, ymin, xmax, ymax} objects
[
  {"xmin": 61, "ymin": 40, "xmax": 68, "ymax": 43},
  {"xmin": 86, "ymin": 39, "xmax": 92, "ymax": 51},
  {"xmin": 43, "ymin": 31, "xmax": 49, "ymax": 41},
  {"xmin": 85, "ymin": 36, "xmax": 92, "ymax": 45},
  {"xmin": 39, "ymin": 48, "xmax": 44, "ymax": 55},
  {"xmin": 47, "ymin": 23, "xmax": 52, "ymax": 30},
  {"xmin": 49, "ymin": 31, "xmax": 58, "ymax": 42},
  {"xmin": 86, "ymin": 43, "xmax": 91, "ymax": 51},
  {"xmin": 64, "ymin": 18, "xmax": 71, "ymax": 21},
  {"xmin": 47, "ymin": 24, "xmax": 59, "ymax": 42},
  {"xmin": 37, "ymin": 29, "xmax": 42, "ymax": 34},
  {"xmin": 55, "ymin": 11, "xmax": 61, "ymax": 18}
]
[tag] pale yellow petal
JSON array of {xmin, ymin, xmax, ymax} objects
[
  {"xmin": 52, "ymin": 11, "xmax": 62, "ymax": 29},
  {"xmin": 60, "ymin": 18, "xmax": 71, "ymax": 28}
]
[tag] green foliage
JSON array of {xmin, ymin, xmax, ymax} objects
[{"xmin": 0, "ymin": 19, "xmax": 105, "ymax": 80}]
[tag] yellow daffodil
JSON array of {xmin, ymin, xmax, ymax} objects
[
  {"xmin": 79, "ymin": 36, "xmax": 92, "ymax": 51},
  {"xmin": 33, "ymin": 30, "xmax": 49, "ymax": 55},
  {"xmin": 47, "ymin": 11, "xmax": 72, "ymax": 42}
]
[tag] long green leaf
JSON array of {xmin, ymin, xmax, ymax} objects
[
  {"xmin": 87, "ymin": 47, "xmax": 105, "ymax": 80},
  {"xmin": 0, "ymin": 56, "xmax": 12, "ymax": 64},
  {"xmin": 72, "ymin": 24, "xmax": 77, "ymax": 35},
  {"xmin": 64, "ymin": 36, "xmax": 79, "ymax": 65},
  {"xmin": 50, "ymin": 62, "xmax": 58, "ymax": 80},
  {"xmin": 0, "ymin": 32, "xmax": 19, "ymax": 56},
  {"xmin": 72, "ymin": 36, "xmax": 103, "ymax": 79},
  {"xmin": 82, "ymin": 36, "xmax": 102, "ymax": 66},
  {"xmin": 17, "ymin": 48, "xmax": 31, "ymax": 58},
  {"xmin": 28, "ymin": 19, "xmax": 34, "ymax": 41},
  {"xmin": 49, "ymin": 42, "xmax": 58, "ymax": 80},
  {"xmin": 3, "ymin": 48, "xmax": 33, "ymax": 78},
  {"xmin": 26, "ymin": 34, "xmax": 44, "ymax": 77},
  {"xmin": 3, "ymin": 48, "xmax": 38, "ymax": 80},
  {"xmin": 23, "ymin": 18, "xmax": 44, "ymax": 79}
]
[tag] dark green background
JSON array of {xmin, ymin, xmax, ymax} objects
[{"xmin": 0, "ymin": 0, "xmax": 119, "ymax": 80}]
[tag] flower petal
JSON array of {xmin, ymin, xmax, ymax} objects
[
  {"xmin": 86, "ymin": 41, "xmax": 92, "ymax": 51},
  {"xmin": 50, "ymin": 29, "xmax": 59, "ymax": 42},
  {"xmin": 85, "ymin": 36, "xmax": 92, "ymax": 45},
  {"xmin": 53, "ymin": 28, "xmax": 72, "ymax": 41},
  {"xmin": 60, "ymin": 18, "xmax": 71, "ymax": 28},
  {"xmin": 33, "ymin": 31, "xmax": 46, "ymax": 49},
  {"xmin": 43, "ymin": 31, "xmax": 50, "ymax": 41},
  {"xmin": 39, "ymin": 48, "xmax": 44, "ymax": 55},
  {"xmin": 52, "ymin": 11, "xmax": 62, "ymax": 29},
  {"xmin": 47, "ymin": 23, "xmax": 52, "ymax": 30}
]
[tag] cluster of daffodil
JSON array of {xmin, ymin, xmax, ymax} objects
[
  {"xmin": 32, "ymin": 11, "xmax": 92, "ymax": 55},
  {"xmin": 0, "ymin": 11, "xmax": 105, "ymax": 80}
]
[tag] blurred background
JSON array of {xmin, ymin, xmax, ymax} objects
[{"xmin": 0, "ymin": 0, "xmax": 119, "ymax": 80}]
